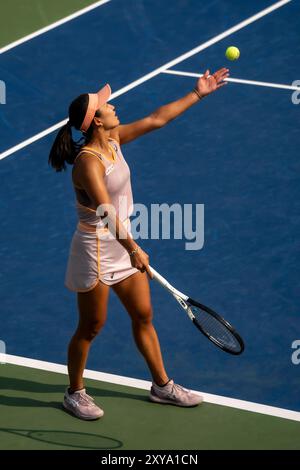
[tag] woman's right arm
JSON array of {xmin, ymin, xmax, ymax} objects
[{"xmin": 73, "ymin": 155, "xmax": 153, "ymax": 277}]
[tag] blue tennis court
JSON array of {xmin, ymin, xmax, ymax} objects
[{"xmin": 0, "ymin": 0, "xmax": 299, "ymax": 448}]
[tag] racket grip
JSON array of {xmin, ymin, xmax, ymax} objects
[
  {"xmin": 148, "ymin": 265, "xmax": 166, "ymax": 285},
  {"xmin": 149, "ymin": 265, "xmax": 188, "ymax": 300}
]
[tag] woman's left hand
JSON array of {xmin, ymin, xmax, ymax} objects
[{"xmin": 195, "ymin": 67, "xmax": 229, "ymax": 98}]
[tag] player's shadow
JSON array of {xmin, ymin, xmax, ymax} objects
[
  {"xmin": 0, "ymin": 376, "xmax": 149, "ymax": 408},
  {"xmin": 0, "ymin": 376, "xmax": 143, "ymax": 449},
  {"xmin": 0, "ymin": 427, "xmax": 123, "ymax": 449}
]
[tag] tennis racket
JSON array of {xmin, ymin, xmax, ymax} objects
[{"xmin": 149, "ymin": 266, "xmax": 244, "ymax": 355}]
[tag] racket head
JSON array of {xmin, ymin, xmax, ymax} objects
[{"xmin": 187, "ymin": 297, "xmax": 245, "ymax": 355}]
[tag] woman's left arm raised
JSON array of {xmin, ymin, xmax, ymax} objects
[{"xmin": 116, "ymin": 67, "xmax": 229, "ymax": 145}]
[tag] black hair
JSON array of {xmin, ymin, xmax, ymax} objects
[{"xmin": 48, "ymin": 94, "xmax": 100, "ymax": 172}]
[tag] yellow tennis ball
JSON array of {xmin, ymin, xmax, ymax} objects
[{"xmin": 225, "ymin": 46, "xmax": 240, "ymax": 61}]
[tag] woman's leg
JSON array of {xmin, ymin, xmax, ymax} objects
[
  {"xmin": 68, "ymin": 281, "xmax": 110, "ymax": 391},
  {"xmin": 112, "ymin": 271, "xmax": 169, "ymax": 386}
]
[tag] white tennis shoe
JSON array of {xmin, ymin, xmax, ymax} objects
[
  {"xmin": 63, "ymin": 388, "xmax": 104, "ymax": 420},
  {"xmin": 149, "ymin": 379, "xmax": 203, "ymax": 407}
]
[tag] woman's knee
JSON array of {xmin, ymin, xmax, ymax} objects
[
  {"xmin": 76, "ymin": 284, "xmax": 109, "ymax": 341},
  {"xmin": 132, "ymin": 304, "xmax": 153, "ymax": 326},
  {"xmin": 77, "ymin": 316, "xmax": 106, "ymax": 341}
]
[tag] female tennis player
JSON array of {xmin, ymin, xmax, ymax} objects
[{"xmin": 48, "ymin": 67, "xmax": 229, "ymax": 420}]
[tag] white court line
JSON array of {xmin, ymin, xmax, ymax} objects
[
  {"xmin": 0, "ymin": 0, "xmax": 111, "ymax": 54},
  {"xmin": 163, "ymin": 69, "xmax": 300, "ymax": 92},
  {"xmin": 0, "ymin": 0, "xmax": 292, "ymax": 161},
  {"xmin": 1, "ymin": 353, "xmax": 300, "ymax": 423}
]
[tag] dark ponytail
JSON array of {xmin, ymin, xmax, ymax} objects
[{"xmin": 48, "ymin": 94, "xmax": 89, "ymax": 172}]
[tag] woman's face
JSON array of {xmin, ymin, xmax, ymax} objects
[{"xmin": 96, "ymin": 102, "xmax": 120, "ymax": 130}]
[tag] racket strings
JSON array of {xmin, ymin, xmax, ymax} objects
[{"xmin": 189, "ymin": 305, "xmax": 241, "ymax": 353}]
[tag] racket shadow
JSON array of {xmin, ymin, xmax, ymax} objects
[{"xmin": 0, "ymin": 427, "xmax": 123, "ymax": 449}]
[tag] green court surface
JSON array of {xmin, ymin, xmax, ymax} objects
[
  {"xmin": 0, "ymin": 363, "xmax": 299, "ymax": 450},
  {"xmin": 0, "ymin": 0, "xmax": 100, "ymax": 48},
  {"xmin": 1, "ymin": 0, "xmax": 300, "ymax": 454}
]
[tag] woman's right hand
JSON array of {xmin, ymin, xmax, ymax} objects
[{"xmin": 129, "ymin": 246, "xmax": 153, "ymax": 279}]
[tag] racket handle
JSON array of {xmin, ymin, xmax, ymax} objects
[
  {"xmin": 149, "ymin": 265, "xmax": 167, "ymax": 285},
  {"xmin": 149, "ymin": 265, "xmax": 188, "ymax": 300}
]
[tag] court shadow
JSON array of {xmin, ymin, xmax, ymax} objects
[
  {"xmin": 0, "ymin": 427, "xmax": 123, "ymax": 449},
  {"xmin": 0, "ymin": 376, "xmax": 149, "ymax": 405},
  {"xmin": 0, "ymin": 394, "xmax": 62, "ymax": 409}
]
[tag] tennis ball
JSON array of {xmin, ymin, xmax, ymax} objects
[{"xmin": 225, "ymin": 46, "xmax": 240, "ymax": 61}]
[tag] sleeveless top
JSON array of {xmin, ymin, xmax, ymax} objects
[{"xmin": 73, "ymin": 138, "xmax": 134, "ymax": 232}]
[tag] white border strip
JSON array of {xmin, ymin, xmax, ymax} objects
[
  {"xmin": 0, "ymin": 119, "xmax": 68, "ymax": 161},
  {"xmin": 163, "ymin": 69, "xmax": 300, "ymax": 92},
  {"xmin": 0, "ymin": 0, "xmax": 292, "ymax": 161},
  {"xmin": 0, "ymin": 0, "xmax": 111, "ymax": 54},
  {"xmin": 1, "ymin": 353, "xmax": 300, "ymax": 423}
]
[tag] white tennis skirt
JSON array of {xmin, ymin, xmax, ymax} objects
[{"xmin": 65, "ymin": 220, "xmax": 138, "ymax": 292}]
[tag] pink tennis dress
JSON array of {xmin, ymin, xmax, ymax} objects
[{"xmin": 65, "ymin": 138, "xmax": 138, "ymax": 292}]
